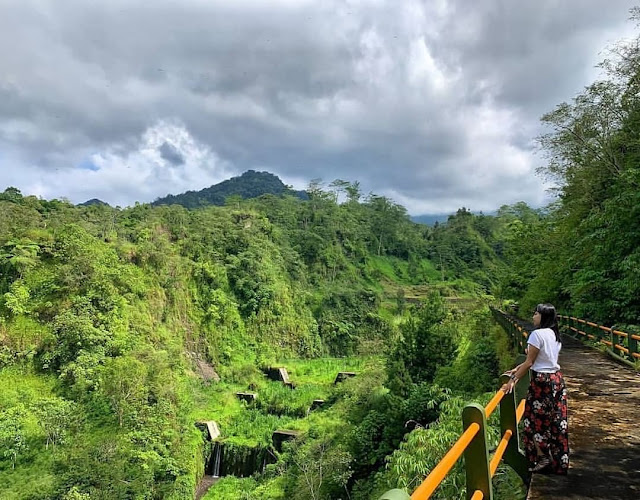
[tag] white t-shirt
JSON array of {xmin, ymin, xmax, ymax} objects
[{"xmin": 528, "ymin": 327, "xmax": 561, "ymax": 373}]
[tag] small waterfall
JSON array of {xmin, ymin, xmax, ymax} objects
[
  {"xmin": 211, "ymin": 441, "xmax": 222, "ymax": 477},
  {"xmin": 205, "ymin": 441, "xmax": 274, "ymax": 478}
]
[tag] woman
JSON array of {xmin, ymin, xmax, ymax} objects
[{"xmin": 501, "ymin": 303, "xmax": 569, "ymax": 474}]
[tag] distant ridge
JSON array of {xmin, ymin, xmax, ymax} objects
[
  {"xmin": 411, "ymin": 210, "xmax": 497, "ymax": 226},
  {"xmin": 79, "ymin": 198, "xmax": 110, "ymax": 207},
  {"xmin": 152, "ymin": 170, "xmax": 307, "ymax": 208},
  {"xmin": 411, "ymin": 214, "xmax": 451, "ymax": 226}
]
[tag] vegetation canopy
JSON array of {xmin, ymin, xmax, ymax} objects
[{"xmin": 2, "ymin": 16, "xmax": 640, "ymax": 499}]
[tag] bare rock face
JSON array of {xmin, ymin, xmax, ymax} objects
[{"xmin": 196, "ymin": 359, "xmax": 221, "ymax": 383}]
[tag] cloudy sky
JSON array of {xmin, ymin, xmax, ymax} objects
[{"xmin": 0, "ymin": 0, "xmax": 636, "ymax": 214}]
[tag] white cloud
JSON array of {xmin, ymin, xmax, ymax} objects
[
  {"xmin": 22, "ymin": 121, "xmax": 234, "ymax": 206},
  {"xmin": 0, "ymin": 0, "xmax": 635, "ymax": 213}
]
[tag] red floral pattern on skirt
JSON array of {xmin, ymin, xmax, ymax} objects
[{"xmin": 522, "ymin": 370, "xmax": 569, "ymax": 474}]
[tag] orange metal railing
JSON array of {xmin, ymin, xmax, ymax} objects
[
  {"xmin": 409, "ymin": 424, "xmax": 480, "ymax": 499},
  {"xmin": 396, "ymin": 310, "xmax": 531, "ymax": 500},
  {"xmin": 558, "ymin": 315, "xmax": 640, "ymax": 368},
  {"xmin": 381, "ymin": 307, "xmax": 636, "ymax": 500},
  {"xmin": 407, "ymin": 388, "xmax": 525, "ymax": 500}
]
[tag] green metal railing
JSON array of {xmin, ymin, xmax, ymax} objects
[
  {"xmin": 379, "ymin": 307, "xmax": 639, "ymax": 499},
  {"xmin": 558, "ymin": 314, "xmax": 640, "ymax": 369},
  {"xmin": 378, "ymin": 308, "xmax": 530, "ymax": 500},
  {"xmin": 490, "ymin": 307, "xmax": 529, "ymax": 354}
]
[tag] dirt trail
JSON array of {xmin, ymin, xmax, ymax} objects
[
  {"xmin": 527, "ymin": 335, "xmax": 640, "ymax": 499},
  {"xmin": 195, "ymin": 475, "xmax": 219, "ymax": 500}
]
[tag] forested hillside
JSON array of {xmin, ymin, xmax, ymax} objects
[
  {"xmin": 152, "ymin": 170, "xmax": 307, "ymax": 209},
  {"xmin": 497, "ymin": 12, "xmax": 640, "ymax": 327},
  {"xmin": 0, "ymin": 181, "xmax": 527, "ymax": 499},
  {"xmin": 3, "ymin": 15, "xmax": 640, "ymax": 500}
]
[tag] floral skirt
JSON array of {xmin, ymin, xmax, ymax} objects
[{"xmin": 522, "ymin": 370, "xmax": 569, "ymax": 474}]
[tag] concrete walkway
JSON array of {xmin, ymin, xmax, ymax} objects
[{"xmin": 527, "ymin": 335, "xmax": 640, "ymax": 499}]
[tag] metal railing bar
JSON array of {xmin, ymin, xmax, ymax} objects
[
  {"xmin": 381, "ymin": 309, "xmax": 637, "ymax": 500},
  {"xmin": 484, "ymin": 391, "xmax": 505, "ymax": 419},
  {"xmin": 489, "ymin": 429, "xmax": 513, "ymax": 476},
  {"xmin": 409, "ymin": 423, "xmax": 480, "ymax": 500},
  {"xmin": 515, "ymin": 399, "xmax": 525, "ymax": 422}
]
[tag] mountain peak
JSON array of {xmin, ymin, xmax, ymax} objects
[
  {"xmin": 152, "ymin": 170, "xmax": 307, "ymax": 208},
  {"xmin": 79, "ymin": 198, "xmax": 110, "ymax": 207}
]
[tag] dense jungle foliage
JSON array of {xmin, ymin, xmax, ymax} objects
[
  {"xmin": 2, "ymin": 20, "xmax": 640, "ymax": 500},
  {"xmin": 0, "ymin": 180, "xmax": 523, "ymax": 500},
  {"xmin": 499, "ymin": 11, "xmax": 640, "ymax": 327}
]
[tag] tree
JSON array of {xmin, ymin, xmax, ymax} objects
[
  {"xmin": 288, "ymin": 435, "xmax": 353, "ymax": 500},
  {"xmin": 345, "ymin": 181, "xmax": 362, "ymax": 204},
  {"xmin": 0, "ymin": 405, "xmax": 28, "ymax": 468},
  {"xmin": 328, "ymin": 179, "xmax": 351, "ymax": 203},
  {"xmin": 49, "ymin": 310, "xmax": 111, "ymax": 369},
  {"xmin": 1, "ymin": 239, "xmax": 40, "ymax": 279},
  {"xmin": 0, "ymin": 187, "xmax": 24, "ymax": 204},
  {"xmin": 386, "ymin": 293, "xmax": 456, "ymax": 396},
  {"xmin": 365, "ymin": 194, "xmax": 408, "ymax": 256},
  {"xmin": 34, "ymin": 398, "xmax": 80, "ymax": 449},
  {"xmin": 528, "ymin": 17, "xmax": 640, "ymax": 321},
  {"xmin": 101, "ymin": 356, "xmax": 148, "ymax": 427},
  {"xmin": 225, "ymin": 194, "xmax": 244, "ymax": 210},
  {"xmin": 3, "ymin": 280, "xmax": 31, "ymax": 316},
  {"xmin": 62, "ymin": 487, "xmax": 91, "ymax": 500}
]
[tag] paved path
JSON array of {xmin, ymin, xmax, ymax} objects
[{"xmin": 527, "ymin": 335, "xmax": 640, "ymax": 499}]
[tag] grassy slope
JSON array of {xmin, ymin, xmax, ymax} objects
[
  {"xmin": 0, "ymin": 250, "xmax": 494, "ymax": 499},
  {"xmin": 0, "ymin": 368, "xmax": 62, "ymax": 499}
]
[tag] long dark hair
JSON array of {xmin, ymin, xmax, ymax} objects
[{"xmin": 536, "ymin": 303, "xmax": 561, "ymax": 343}]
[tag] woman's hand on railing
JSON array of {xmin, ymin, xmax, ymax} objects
[{"xmin": 501, "ymin": 377, "xmax": 517, "ymax": 394}]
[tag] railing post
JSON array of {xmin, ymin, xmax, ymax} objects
[
  {"xmin": 378, "ymin": 489, "xmax": 410, "ymax": 500},
  {"xmin": 563, "ymin": 316, "xmax": 571, "ymax": 337},
  {"xmin": 628, "ymin": 331, "xmax": 638, "ymax": 359},
  {"xmin": 518, "ymin": 327, "xmax": 525, "ymax": 354},
  {"xmin": 513, "ymin": 355, "xmax": 529, "ymax": 402},
  {"xmin": 511, "ymin": 322, "xmax": 516, "ymax": 350},
  {"xmin": 593, "ymin": 322, "xmax": 602, "ymax": 343},
  {"xmin": 462, "ymin": 403, "xmax": 492, "ymax": 500},
  {"xmin": 499, "ymin": 374, "xmax": 529, "ymax": 484},
  {"xmin": 568, "ymin": 317, "xmax": 576, "ymax": 338},
  {"xmin": 510, "ymin": 320, "xmax": 516, "ymax": 350},
  {"xmin": 610, "ymin": 327, "xmax": 616, "ymax": 353}
]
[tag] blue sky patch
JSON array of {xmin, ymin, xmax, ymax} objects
[{"xmin": 78, "ymin": 158, "xmax": 100, "ymax": 171}]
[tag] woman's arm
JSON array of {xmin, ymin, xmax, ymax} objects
[
  {"xmin": 503, "ymin": 364, "xmax": 521, "ymax": 376},
  {"xmin": 501, "ymin": 345, "xmax": 540, "ymax": 394}
]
